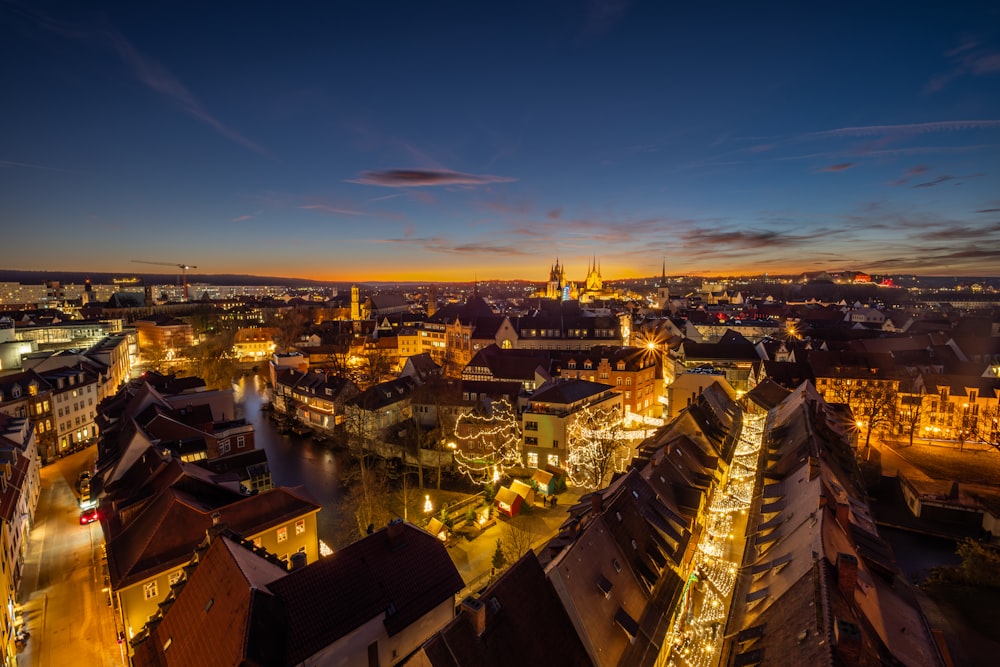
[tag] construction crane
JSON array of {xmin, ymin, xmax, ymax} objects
[{"xmin": 132, "ymin": 260, "xmax": 198, "ymax": 301}]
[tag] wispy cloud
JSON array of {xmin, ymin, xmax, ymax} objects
[
  {"xmin": 891, "ymin": 164, "xmax": 930, "ymax": 186},
  {"xmin": 803, "ymin": 120, "xmax": 1000, "ymax": 141},
  {"xmin": 821, "ymin": 162, "xmax": 855, "ymax": 172},
  {"xmin": 348, "ymin": 169, "xmax": 516, "ymax": 188},
  {"xmin": 106, "ymin": 29, "xmax": 272, "ymax": 158},
  {"xmin": 914, "ymin": 175, "xmax": 956, "ymax": 188},
  {"xmin": 375, "ymin": 236, "xmax": 532, "ymax": 256},
  {"xmin": 915, "ymin": 222, "xmax": 1000, "ymax": 241},
  {"xmin": 299, "ymin": 204, "xmax": 370, "ymax": 216},
  {"xmin": 0, "ymin": 159, "xmax": 69, "ymax": 172},
  {"xmin": 231, "ymin": 214, "xmax": 255, "ymax": 222},
  {"xmin": 925, "ymin": 39, "xmax": 1000, "ymax": 93}
]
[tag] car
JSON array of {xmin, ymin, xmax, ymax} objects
[
  {"xmin": 79, "ymin": 508, "xmax": 100, "ymax": 525},
  {"xmin": 76, "ymin": 470, "xmax": 92, "ymax": 492}
]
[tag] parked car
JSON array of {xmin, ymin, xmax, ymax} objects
[{"xmin": 79, "ymin": 508, "xmax": 100, "ymax": 525}]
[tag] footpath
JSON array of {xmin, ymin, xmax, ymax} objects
[{"xmin": 446, "ymin": 487, "xmax": 585, "ymax": 600}]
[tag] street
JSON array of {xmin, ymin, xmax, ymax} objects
[
  {"xmin": 17, "ymin": 449, "xmax": 124, "ymax": 667},
  {"xmin": 663, "ymin": 413, "xmax": 766, "ymax": 667}
]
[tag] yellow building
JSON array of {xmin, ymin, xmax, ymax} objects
[{"xmin": 107, "ymin": 482, "xmax": 320, "ymax": 646}]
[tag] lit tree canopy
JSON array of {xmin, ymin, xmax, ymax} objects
[
  {"xmin": 453, "ymin": 398, "xmax": 523, "ymax": 484},
  {"xmin": 567, "ymin": 405, "xmax": 627, "ymax": 489}
]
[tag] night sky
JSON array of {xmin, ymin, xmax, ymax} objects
[{"xmin": 2, "ymin": 1, "xmax": 999, "ymax": 281}]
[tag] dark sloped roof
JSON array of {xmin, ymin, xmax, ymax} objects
[
  {"xmin": 418, "ymin": 552, "xmax": 593, "ymax": 667},
  {"xmin": 745, "ymin": 379, "xmax": 794, "ymax": 411},
  {"xmin": 529, "ymin": 378, "xmax": 615, "ymax": 405},
  {"xmin": 106, "ymin": 484, "xmax": 319, "ymax": 589},
  {"xmin": 267, "ymin": 521, "xmax": 463, "ymax": 665}
]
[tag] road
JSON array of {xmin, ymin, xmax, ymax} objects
[{"xmin": 17, "ymin": 449, "xmax": 125, "ymax": 667}]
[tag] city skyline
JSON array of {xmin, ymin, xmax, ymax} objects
[{"xmin": 2, "ymin": 1, "xmax": 999, "ymax": 281}]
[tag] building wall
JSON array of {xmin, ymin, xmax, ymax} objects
[
  {"xmin": 303, "ymin": 598, "xmax": 455, "ymax": 667},
  {"xmin": 522, "ymin": 391, "xmax": 623, "ymax": 470},
  {"xmin": 51, "ymin": 375, "xmax": 99, "ymax": 454},
  {"xmin": 118, "ymin": 509, "xmax": 319, "ymax": 645}
]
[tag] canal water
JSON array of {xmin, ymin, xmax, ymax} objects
[
  {"xmin": 233, "ymin": 375, "xmax": 342, "ymax": 506},
  {"xmin": 879, "ymin": 525, "xmax": 962, "ymax": 583}
]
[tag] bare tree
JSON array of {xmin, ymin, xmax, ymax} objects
[
  {"xmin": 852, "ymin": 381, "xmax": 899, "ymax": 450},
  {"xmin": 897, "ymin": 391, "xmax": 926, "ymax": 447},
  {"xmin": 453, "ymin": 398, "xmax": 523, "ymax": 484},
  {"xmin": 360, "ymin": 342, "xmax": 393, "ymax": 385},
  {"xmin": 500, "ymin": 513, "xmax": 539, "ymax": 565},
  {"xmin": 566, "ymin": 405, "xmax": 628, "ymax": 489},
  {"xmin": 271, "ymin": 307, "xmax": 310, "ymax": 353},
  {"xmin": 968, "ymin": 403, "xmax": 1000, "ymax": 453},
  {"xmin": 347, "ymin": 462, "xmax": 392, "ymax": 537},
  {"xmin": 189, "ymin": 328, "xmax": 238, "ymax": 390}
]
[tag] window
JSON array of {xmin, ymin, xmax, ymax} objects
[
  {"xmin": 625, "ymin": 377, "xmax": 632, "ymax": 386},
  {"xmin": 277, "ymin": 526, "xmax": 288, "ymax": 543},
  {"xmin": 168, "ymin": 570, "xmax": 183, "ymax": 586},
  {"xmin": 552, "ymin": 440, "xmax": 558, "ymax": 448},
  {"xmin": 625, "ymin": 391, "xmax": 631, "ymax": 399},
  {"xmin": 617, "ymin": 378, "xmax": 622, "ymax": 386},
  {"xmin": 525, "ymin": 420, "xmax": 538, "ymax": 431},
  {"xmin": 237, "ymin": 435, "xmax": 245, "ymax": 449},
  {"xmin": 295, "ymin": 519, "xmax": 306, "ymax": 535},
  {"xmin": 600, "ymin": 372, "xmax": 609, "ymax": 380},
  {"xmin": 527, "ymin": 452, "xmax": 538, "ymax": 467},
  {"xmin": 547, "ymin": 454, "xmax": 559, "ymax": 466},
  {"xmin": 144, "ymin": 581, "xmax": 159, "ymax": 600},
  {"xmin": 219, "ymin": 439, "xmax": 231, "ymax": 455},
  {"xmin": 568, "ymin": 360, "xmax": 577, "ymax": 369},
  {"xmin": 253, "ymin": 537, "xmax": 262, "ymax": 548},
  {"xmin": 525, "ymin": 436, "xmax": 538, "ymax": 445},
  {"xmin": 584, "ymin": 361, "xmax": 593, "ymax": 370}
]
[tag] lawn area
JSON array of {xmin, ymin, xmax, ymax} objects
[{"xmin": 883, "ymin": 439, "xmax": 1000, "ymax": 486}]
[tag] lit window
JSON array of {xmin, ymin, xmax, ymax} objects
[
  {"xmin": 295, "ymin": 519, "xmax": 306, "ymax": 535},
  {"xmin": 547, "ymin": 454, "xmax": 559, "ymax": 466},
  {"xmin": 168, "ymin": 570, "xmax": 183, "ymax": 586},
  {"xmin": 527, "ymin": 452, "xmax": 538, "ymax": 467},
  {"xmin": 144, "ymin": 581, "xmax": 159, "ymax": 600},
  {"xmin": 277, "ymin": 526, "xmax": 288, "ymax": 543}
]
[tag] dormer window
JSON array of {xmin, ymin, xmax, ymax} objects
[
  {"xmin": 616, "ymin": 361, "xmax": 626, "ymax": 371},
  {"xmin": 584, "ymin": 360, "xmax": 593, "ymax": 370},
  {"xmin": 568, "ymin": 360, "xmax": 577, "ymax": 370},
  {"xmin": 11, "ymin": 385, "xmax": 21, "ymax": 398}
]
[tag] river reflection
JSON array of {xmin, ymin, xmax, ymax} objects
[{"xmin": 234, "ymin": 375, "xmax": 342, "ymax": 506}]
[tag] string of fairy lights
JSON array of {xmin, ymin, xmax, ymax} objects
[
  {"xmin": 452, "ymin": 398, "xmax": 524, "ymax": 484},
  {"xmin": 664, "ymin": 412, "xmax": 766, "ymax": 667}
]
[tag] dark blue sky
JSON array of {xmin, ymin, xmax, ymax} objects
[{"xmin": 2, "ymin": 1, "xmax": 998, "ymax": 281}]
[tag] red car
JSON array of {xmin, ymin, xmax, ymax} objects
[{"xmin": 79, "ymin": 508, "xmax": 100, "ymax": 525}]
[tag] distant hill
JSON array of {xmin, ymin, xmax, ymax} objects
[{"xmin": 0, "ymin": 269, "xmax": 334, "ymax": 288}]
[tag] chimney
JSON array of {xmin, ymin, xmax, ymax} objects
[
  {"xmin": 836, "ymin": 552, "xmax": 858, "ymax": 600},
  {"xmin": 206, "ymin": 511, "xmax": 226, "ymax": 543},
  {"xmin": 833, "ymin": 617, "xmax": 861, "ymax": 664},
  {"xmin": 834, "ymin": 501, "xmax": 850, "ymax": 532},
  {"xmin": 386, "ymin": 518, "xmax": 406, "ymax": 548},
  {"xmin": 460, "ymin": 596, "xmax": 487, "ymax": 637},
  {"xmin": 591, "ymin": 492, "xmax": 604, "ymax": 515},
  {"xmin": 289, "ymin": 551, "xmax": 308, "ymax": 571}
]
